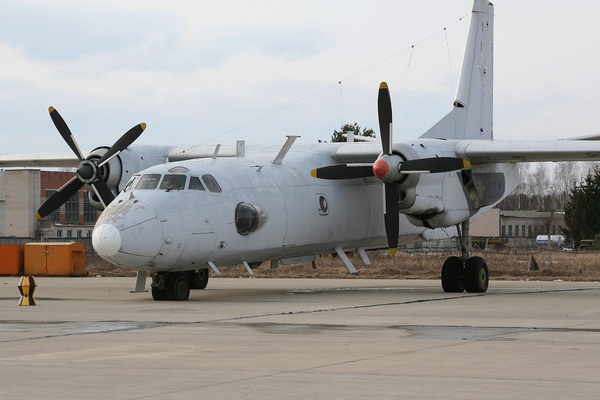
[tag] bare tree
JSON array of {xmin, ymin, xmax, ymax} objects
[
  {"xmin": 530, "ymin": 163, "xmax": 550, "ymax": 209},
  {"xmin": 515, "ymin": 163, "xmax": 530, "ymax": 210},
  {"xmin": 581, "ymin": 161, "xmax": 600, "ymax": 180},
  {"xmin": 553, "ymin": 162, "xmax": 580, "ymax": 210}
]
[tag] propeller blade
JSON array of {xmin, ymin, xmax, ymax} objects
[
  {"xmin": 98, "ymin": 122, "xmax": 147, "ymax": 166},
  {"xmin": 311, "ymin": 165, "xmax": 374, "ymax": 180},
  {"xmin": 49, "ymin": 106, "xmax": 85, "ymax": 161},
  {"xmin": 377, "ymin": 82, "xmax": 393, "ymax": 155},
  {"xmin": 400, "ymin": 157, "xmax": 471, "ymax": 174},
  {"xmin": 36, "ymin": 176, "xmax": 84, "ymax": 219},
  {"xmin": 383, "ymin": 182, "xmax": 399, "ymax": 255},
  {"xmin": 90, "ymin": 179, "xmax": 115, "ymax": 209}
]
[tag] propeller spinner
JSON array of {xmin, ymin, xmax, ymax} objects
[
  {"xmin": 311, "ymin": 82, "xmax": 470, "ymax": 255},
  {"xmin": 36, "ymin": 107, "xmax": 146, "ymax": 220}
]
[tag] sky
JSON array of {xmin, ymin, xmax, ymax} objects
[{"xmin": 1, "ymin": 0, "xmax": 600, "ymax": 155}]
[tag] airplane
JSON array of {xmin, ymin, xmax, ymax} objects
[{"xmin": 2, "ymin": 0, "xmax": 600, "ymax": 301}]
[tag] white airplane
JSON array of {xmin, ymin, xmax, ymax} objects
[{"xmin": 2, "ymin": 0, "xmax": 600, "ymax": 300}]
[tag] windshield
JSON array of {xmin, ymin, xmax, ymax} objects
[
  {"xmin": 135, "ymin": 174, "xmax": 161, "ymax": 190},
  {"xmin": 124, "ymin": 175, "xmax": 140, "ymax": 192},
  {"xmin": 159, "ymin": 174, "xmax": 187, "ymax": 191}
]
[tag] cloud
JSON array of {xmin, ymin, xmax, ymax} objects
[
  {"xmin": 2, "ymin": 0, "xmax": 600, "ymax": 155},
  {"xmin": 0, "ymin": 2, "xmax": 164, "ymax": 61}
]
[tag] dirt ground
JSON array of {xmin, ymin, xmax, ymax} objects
[{"xmin": 87, "ymin": 249, "xmax": 600, "ymax": 282}]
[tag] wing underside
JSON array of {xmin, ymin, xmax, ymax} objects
[
  {"xmin": 331, "ymin": 140, "xmax": 600, "ymax": 166},
  {"xmin": 455, "ymin": 140, "xmax": 600, "ymax": 163},
  {"xmin": 0, "ymin": 151, "xmax": 81, "ymax": 168}
]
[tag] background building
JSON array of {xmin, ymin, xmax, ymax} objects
[
  {"xmin": 500, "ymin": 210, "xmax": 565, "ymax": 246},
  {"xmin": 0, "ymin": 169, "xmax": 98, "ymax": 239}
]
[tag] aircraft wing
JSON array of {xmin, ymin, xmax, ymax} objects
[
  {"xmin": 331, "ymin": 139, "xmax": 600, "ymax": 167},
  {"xmin": 0, "ymin": 151, "xmax": 82, "ymax": 168},
  {"xmin": 455, "ymin": 140, "xmax": 600, "ymax": 163}
]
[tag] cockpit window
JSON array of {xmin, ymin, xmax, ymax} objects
[
  {"xmin": 124, "ymin": 175, "xmax": 140, "ymax": 192},
  {"xmin": 188, "ymin": 176, "xmax": 205, "ymax": 191},
  {"xmin": 160, "ymin": 174, "xmax": 186, "ymax": 191},
  {"xmin": 202, "ymin": 174, "xmax": 222, "ymax": 193},
  {"xmin": 135, "ymin": 174, "xmax": 161, "ymax": 190}
]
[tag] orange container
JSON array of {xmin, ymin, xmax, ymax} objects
[
  {"xmin": 0, "ymin": 244, "xmax": 25, "ymax": 276},
  {"xmin": 24, "ymin": 242, "xmax": 86, "ymax": 276}
]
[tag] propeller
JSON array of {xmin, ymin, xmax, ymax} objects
[
  {"xmin": 36, "ymin": 107, "xmax": 146, "ymax": 220},
  {"xmin": 311, "ymin": 82, "xmax": 471, "ymax": 255},
  {"xmin": 378, "ymin": 82, "xmax": 400, "ymax": 255}
]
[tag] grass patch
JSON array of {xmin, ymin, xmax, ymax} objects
[{"xmin": 87, "ymin": 249, "xmax": 600, "ymax": 282}]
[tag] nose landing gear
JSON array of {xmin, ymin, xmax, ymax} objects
[{"xmin": 151, "ymin": 268, "xmax": 210, "ymax": 301}]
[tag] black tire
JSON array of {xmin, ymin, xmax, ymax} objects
[
  {"xmin": 187, "ymin": 269, "xmax": 209, "ymax": 290},
  {"xmin": 171, "ymin": 276, "xmax": 190, "ymax": 301},
  {"xmin": 151, "ymin": 286, "xmax": 167, "ymax": 301},
  {"xmin": 464, "ymin": 256, "xmax": 489, "ymax": 293},
  {"xmin": 151, "ymin": 273, "xmax": 167, "ymax": 301},
  {"xmin": 441, "ymin": 256, "xmax": 465, "ymax": 292}
]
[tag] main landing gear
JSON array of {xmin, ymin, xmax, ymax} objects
[
  {"xmin": 441, "ymin": 221, "xmax": 489, "ymax": 293},
  {"xmin": 151, "ymin": 269, "xmax": 209, "ymax": 301}
]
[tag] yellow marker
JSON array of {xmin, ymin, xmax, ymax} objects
[
  {"xmin": 310, "ymin": 169, "xmax": 318, "ymax": 178},
  {"xmin": 18, "ymin": 276, "xmax": 37, "ymax": 306},
  {"xmin": 35, "ymin": 212, "xmax": 42, "ymax": 220},
  {"xmin": 48, "ymin": 106, "xmax": 56, "ymax": 113},
  {"xmin": 379, "ymin": 81, "xmax": 388, "ymax": 90},
  {"xmin": 389, "ymin": 248, "xmax": 397, "ymax": 256},
  {"xmin": 140, "ymin": 122, "xmax": 147, "ymax": 131},
  {"xmin": 463, "ymin": 160, "xmax": 471, "ymax": 169}
]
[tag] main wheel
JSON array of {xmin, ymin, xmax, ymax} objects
[
  {"xmin": 441, "ymin": 256, "xmax": 465, "ymax": 292},
  {"xmin": 187, "ymin": 269, "xmax": 209, "ymax": 290},
  {"xmin": 151, "ymin": 273, "xmax": 168, "ymax": 300},
  {"xmin": 464, "ymin": 256, "xmax": 489, "ymax": 293},
  {"xmin": 151, "ymin": 286, "xmax": 167, "ymax": 301},
  {"xmin": 171, "ymin": 276, "xmax": 190, "ymax": 301}
]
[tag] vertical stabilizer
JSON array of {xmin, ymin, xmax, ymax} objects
[{"xmin": 420, "ymin": 0, "xmax": 494, "ymax": 140}]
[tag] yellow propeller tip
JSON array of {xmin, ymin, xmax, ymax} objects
[
  {"xmin": 140, "ymin": 122, "xmax": 147, "ymax": 130},
  {"xmin": 389, "ymin": 248, "xmax": 397, "ymax": 256},
  {"xmin": 35, "ymin": 212, "xmax": 43, "ymax": 220},
  {"xmin": 463, "ymin": 160, "xmax": 471, "ymax": 168},
  {"xmin": 48, "ymin": 106, "xmax": 55, "ymax": 113},
  {"xmin": 310, "ymin": 169, "xmax": 317, "ymax": 178},
  {"xmin": 379, "ymin": 82, "xmax": 388, "ymax": 90}
]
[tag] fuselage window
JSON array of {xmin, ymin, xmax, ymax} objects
[
  {"xmin": 135, "ymin": 174, "xmax": 161, "ymax": 190},
  {"xmin": 202, "ymin": 174, "xmax": 222, "ymax": 193},
  {"xmin": 188, "ymin": 176, "xmax": 206, "ymax": 191},
  {"xmin": 160, "ymin": 174, "xmax": 186, "ymax": 191}
]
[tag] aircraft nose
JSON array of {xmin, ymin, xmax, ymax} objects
[
  {"xmin": 92, "ymin": 199, "xmax": 164, "ymax": 269},
  {"xmin": 92, "ymin": 223, "xmax": 121, "ymax": 257}
]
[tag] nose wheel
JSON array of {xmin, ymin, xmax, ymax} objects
[
  {"xmin": 151, "ymin": 272, "xmax": 190, "ymax": 301},
  {"xmin": 151, "ymin": 269, "xmax": 210, "ymax": 300}
]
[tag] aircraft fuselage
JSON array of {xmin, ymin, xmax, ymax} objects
[{"xmin": 92, "ymin": 142, "xmax": 434, "ymax": 272}]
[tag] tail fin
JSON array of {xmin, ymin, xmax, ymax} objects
[{"xmin": 420, "ymin": 0, "xmax": 494, "ymax": 140}]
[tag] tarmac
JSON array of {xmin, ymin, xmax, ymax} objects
[{"xmin": 1, "ymin": 276, "xmax": 600, "ymax": 399}]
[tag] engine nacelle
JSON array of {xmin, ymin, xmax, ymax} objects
[
  {"xmin": 398, "ymin": 172, "xmax": 471, "ymax": 228},
  {"xmin": 87, "ymin": 144, "xmax": 173, "ymax": 210},
  {"xmin": 392, "ymin": 140, "xmax": 474, "ymax": 229}
]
